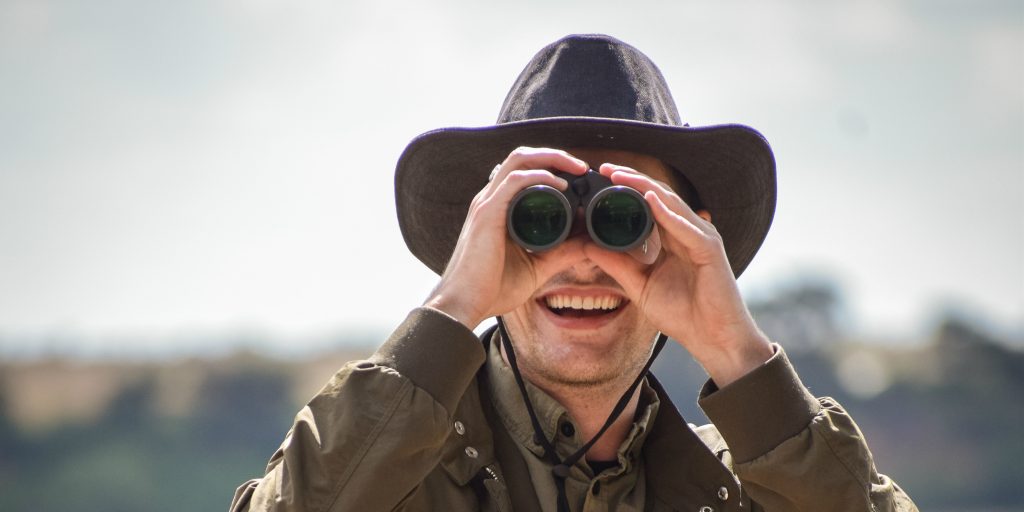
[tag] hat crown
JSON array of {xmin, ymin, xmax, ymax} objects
[{"xmin": 497, "ymin": 34, "xmax": 683, "ymax": 126}]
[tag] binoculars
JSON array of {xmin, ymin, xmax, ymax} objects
[{"xmin": 506, "ymin": 169, "xmax": 653, "ymax": 252}]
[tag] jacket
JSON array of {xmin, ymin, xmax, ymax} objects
[{"xmin": 231, "ymin": 307, "xmax": 918, "ymax": 511}]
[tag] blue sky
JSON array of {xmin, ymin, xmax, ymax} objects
[{"xmin": 0, "ymin": 0, "xmax": 1021, "ymax": 354}]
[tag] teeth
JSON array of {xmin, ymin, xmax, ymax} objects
[{"xmin": 544, "ymin": 295, "xmax": 622, "ymax": 311}]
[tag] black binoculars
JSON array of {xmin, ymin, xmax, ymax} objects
[{"xmin": 506, "ymin": 169, "xmax": 653, "ymax": 252}]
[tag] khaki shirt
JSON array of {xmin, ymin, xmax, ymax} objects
[{"xmin": 231, "ymin": 307, "xmax": 918, "ymax": 511}]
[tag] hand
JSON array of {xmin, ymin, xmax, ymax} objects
[
  {"xmin": 584, "ymin": 163, "xmax": 773, "ymax": 387},
  {"xmin": 424, "ymin": 147, "xmax": 588, "ymax": 329}
]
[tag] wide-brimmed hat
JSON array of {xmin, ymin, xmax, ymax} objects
[{"xmin": 395, "ymin": 34, "xmax": 776, "ymax": 277}]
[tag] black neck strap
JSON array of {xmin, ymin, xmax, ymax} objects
[{"xmin": 494, "ymin": 317, "xmax": 668, "ymax": 512}]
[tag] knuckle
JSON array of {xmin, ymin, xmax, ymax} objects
[
  {"xmin": 475, "ymin": 196, "xmax": 495, "ymax": 212},
  {"xmin": 700, "ymin": 230, "xmax": 724, "ymax": 249},
  {"xmin": 469, "ymin": 187, "xmax": 492, "ymax": 209},
  {"xmin": 505, "ymin": 169, "xmax": 540, "ymax": 184},
  {"xmin": 487, "ymin": 163, "xmax": 502, "ymax": 182},
  {"xmin": 509, "ymin": 146, "xmax": 536, "ymax": 159}
]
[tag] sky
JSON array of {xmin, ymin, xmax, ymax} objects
[{"xmin": 0, "ymin": 0, "xmax": 1021, "ymax": 356}]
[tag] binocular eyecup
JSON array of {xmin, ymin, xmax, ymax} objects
[{"xmin": 506, "ymin": 169, "xmax": 653, "ymax": 252}]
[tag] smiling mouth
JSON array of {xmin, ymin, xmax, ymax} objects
[{"xmin": 541, "ymin": 294, "xmax": 624, "ymax": 318}]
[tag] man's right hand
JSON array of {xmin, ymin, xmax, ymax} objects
[{"xmin": 424, "ymin": 147, "xmax": 588, "ymax": 329}]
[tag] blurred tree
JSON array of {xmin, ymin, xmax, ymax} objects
[
  {"xmin": 748, "ymin": 277, "xmax": 846, "ymax": 351},
  {"xmin": 190, "ymin": 363, "xmax": 293, "ymax": 451}
]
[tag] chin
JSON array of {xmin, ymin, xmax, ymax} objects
[{"xmin": 513, "ymin": 324, "xmax": 657, "ymax": 390}]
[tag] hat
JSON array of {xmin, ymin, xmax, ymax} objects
[{"xmin": 395, "ymin": 34, "xmax": 776, "ymax": 277}]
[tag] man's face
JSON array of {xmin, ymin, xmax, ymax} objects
[{"xmin": 501, "ymin": 148, "xmax": 678, "ymax": 391}]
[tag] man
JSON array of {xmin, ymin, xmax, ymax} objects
[{"xmin": 231, "ymin": 34, "xmax": 917, "ymax": 511}]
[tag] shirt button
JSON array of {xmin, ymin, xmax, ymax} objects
[
  {"xmin": 560, "ymin": 422, "xmax": 575, "ymax": 437},
  {"xmin": 464, "ymin": 446, "xmax": 479, "ymax": 459},
  {"xmin": 454, "ymin": 421, "xmax": 466, "ymax": 436},
  {"xmin": 717, "ymin": 486, "xmax": 729, "ymax": 501}
]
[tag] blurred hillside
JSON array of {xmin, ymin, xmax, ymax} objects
[{"xmin": 0, "ymin": 282, "xmax": 1021, "ymax": 511}]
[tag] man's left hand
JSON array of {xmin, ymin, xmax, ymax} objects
[{"xmin": 584, "ymin": 163, "xmax": 773, "ymax": 388}]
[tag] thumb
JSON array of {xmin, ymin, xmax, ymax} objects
[{"xmin": 582, "ymin": 243, "xmax": 649, "ymax": 306}]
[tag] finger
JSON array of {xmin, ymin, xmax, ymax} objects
[
  {"xmin": 491, "ymin": 146, "xmax": 588, "ymax": 187},
  {"xmin": 625, "ymin": 225, "xmax": 662, "ymax": 265},
  {"xmin": 598, "ymin": 163, "xmax": 675, "ymax": 192},
  {"xmin": 496, "ymin": 169, "xmax": 569, "ymax": 196},
  {"xmin": 474, "ymin": 165, "xmax": 568, "ymax": 205},
  {"xmin": 475, "ymin": 169, "xmax": 569, "ymax": 221},
  {"xmin": 611, "ymin": 169, "xmax": 705, "ymax": 228},
  {"xmin": 645, "ymin": 191, "xmax": 721, "ymax": 263},
  {"xmin": 582, "ymin": 243, "xmax": 650, "ymax": 304}
]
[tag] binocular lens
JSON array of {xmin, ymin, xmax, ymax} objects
[
  {"xmin": 506, "ymin": 171, "xmax": 653, "ymax": 252},
  {"xmin": 588, "ymin": 188, "xmax": 651, "ymax": 249},
  {"xmin": 508, "ymin": 187, "xmax": 570, "ymax": 249}
]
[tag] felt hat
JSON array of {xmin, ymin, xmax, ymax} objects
[{"xmin": 395, "ymin": 34, "xmax": 776, "ymax": 277}]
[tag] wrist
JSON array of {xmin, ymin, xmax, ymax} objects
[
  {"xmin": 701, "ymin": 330, "xmax": 774, "ymax": 388},
  {"xmin": 424, "ymin": 290, "xmax": 484, "ymax": 330}
]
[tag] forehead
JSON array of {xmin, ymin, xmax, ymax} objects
[{"xmin": 566, "ymin": 147, "xmax": 675, "ymax": 189}]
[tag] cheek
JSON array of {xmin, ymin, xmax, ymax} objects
[
  {"xmin": 501, "ymin": 303, "xmax": 538, "ymax": 342},
  {"xmin": 529, "ymin": 238, "xmax": 588, "ymax": 275}
]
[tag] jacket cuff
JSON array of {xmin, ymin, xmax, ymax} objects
[
  {"xmin": 369, "ymin": 307, "xmax": 486, "ymax": 414},
  {"xmin": 697, "ymin": 344, "xmax": 821, "ymax": 463}
]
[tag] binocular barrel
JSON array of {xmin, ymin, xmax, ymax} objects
[{"xmin": 506, "ymin": 170, "xmax": 653, "ymax": 252}]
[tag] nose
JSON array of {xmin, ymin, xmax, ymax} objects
[{"xmin": 567, "ymin": 207, "xmax": 588, "ymax": 239}]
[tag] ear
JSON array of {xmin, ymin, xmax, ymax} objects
[{"xmin": 697, "ymin": 209, "xmax": 712, "ymax": 223}]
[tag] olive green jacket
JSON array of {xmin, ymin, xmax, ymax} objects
[{"xmin": 231, "ymin": 308, "xmax": 917, "ymax": 511}]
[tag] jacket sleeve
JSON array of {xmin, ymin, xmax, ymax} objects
[
  {"xmin": 697, "ymin": 345, "xmax": 918, "ymax": 512},
  {"xmin": 230, "ymin": 307, "xmax": 485, "ymax": 512}
]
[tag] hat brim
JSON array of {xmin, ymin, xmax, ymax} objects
[{"xmin": 395, "ymin": 117, "xmax": 776, "ymax": 277}]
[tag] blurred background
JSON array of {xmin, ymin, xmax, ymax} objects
[{"xmin": 0, "ymin": 0, "xmax": 1021, "ymax": 511}]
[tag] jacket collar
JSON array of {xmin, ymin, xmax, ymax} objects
[{"xmin": 643, "ymin": 374, "xmax": 745, "ymax": 510}]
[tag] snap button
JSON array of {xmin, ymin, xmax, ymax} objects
[
  {"xmin": 560, "ymin": 422, "xmax": 575, "ymax": 437},
  {"xmin": 698, "ymin": 507, "xmax": 714, "ymax": 512},
  {"xmin": 464, "ymin": 446, "xmax": 479, "ymax": 458},
  {"xmin": 717, "ymin": 486, "xmax": 729, "ymax": 501},
  {"xmin": 454, "ymin": 421, "xmax": 466, "ymax": 436}
]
